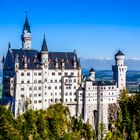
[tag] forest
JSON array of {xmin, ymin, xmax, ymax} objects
[{"xmin": 0, "ymin": 90, "xmax": 140, "ymax": 140}]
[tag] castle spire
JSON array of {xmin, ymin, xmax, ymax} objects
[
  {"xmin": 41, "ymin": 34, "xmax": 48, "ymax": 52},
  {"xmin": 22, "ymin": 13, "xmax": 31, "ymax": 33},
  {"xmin": 21, "ymin": 13, "xmax": 32, "ymax": 50},
  {"xmin": 8, "ymin": 42, "xmax": 11, "ymax": 49},
  {"xmin": 2, "ymin": 55, "xmax": 5, "ymax": 63}
]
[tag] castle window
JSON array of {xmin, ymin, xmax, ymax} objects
[
  {"xmin": 74, "ymin": 79, "xmax": 76, "ymax": 82},
  {"xmin": 74, "ymin": 98, "xmax": 77, "ymax": 101},
  {"xmin": 38, "ymin": 87, "xmax": 41, "ymax": 90},
  {"xmin": 108, "ymin": 87, "xmax": 110, "ymax": 89},
  {"xmin": 70, "ymin": 98, "xmax": 72, "ymax": 102},
  {"xmin": 65, "ymin": 92, "xmax": 68, "ymax": 96},
  {"xmin": 34, "ymin": 87, "xmax": 37, "ymax": 90},
  {"xmin": 45, "ymin": 79, "xmax": 47, "ymax": 82},
  {"xmin": 34, "ymin": 94, "xmax": 37, "ymax": 97},
  {"xmin": 27, "ymin": 72, "xmax": 30, "ymax": 76},
  {"xmin": 38, "ymin": 100, "xmax": 42, "ymax": 103},
  {"xmin": 70, "ymin": 92, "xmax": 72, "ymax": 95},
  {"xmin": 71, "ymin": 72, "xmax": 74, "ymax": 75},
  {"xmin": 34, "ymin": 80, "xmax": 37, "ymax": 83},
  {"xmin": 101, "ymin": 93, "xmax": 103, "ymax": 96},
  {"xmin": 55, "ymin": 80, "xmax": 57, "ymax": 82},
  {"xmin": 52, "ymin": 72, "xmax": 55, "ymax": 75},
  {"xmin": 51, "ymin": 80, "xmax": 53, "ymax": 82},
  {"xmin": 112, "ymin": 92, "xmax": 114, "ymax": 95},
  {"xmin": 34, "ymin": 72, "xmax": 37, "ymax": 76},
  {"xmin": 27, "ymin": 80, "xmax": 30, "ymax": 83},
  {"xmin": 59, "ymin": 79, "xmax": 62, "ymax": 82},
  {"xmin": 38, "ymin": 72, "xmax": 41, "ymax": 76},
  {"xmin": 38, "ymin": 80, "xmax": 41, "ymax": 83},
  {"xmin": 59, "ymin": 86, "xmax": 61, "ymax": 89},
  {"xmin": 34, "ymin": 100, "xmax": 37, "ymax": 104},
  {"xmin": 29, "ymin": 94, "xmax": 32, "ymax": 97},
  {"xmin": 112, "ymin": 87, "xmax": 114, "ymax": 89},
  {"xmin": 101, "ymin": 99, "xmax": 103, "ymax": 101},
  {"xmin": 74, "ymin": 86, "xmax": 76, "ymax": 89},
  {"xmin": 48, "ymin": 87, "xmax": 51, "ymax": 89},
  {"xmin": 21, "ymin": 80, "xmax": 24, "ymax": 84},
  {"xmin": 21, "ymin": 88, "xmax": 24, "ymax": 91},
  {"xmin": 66, "ymin": 99, "xmax": 67, "ymax": 102},
  {"xmin": 104, "ymin": 87, "xmax": 106, "ymax": 89},
  {"xmin": 21, "ymin": 94, "xmax": 24, "ymax": 98},
  {"xmin": 65, "ymin": 72, "xmax": 68, "ymax": 76},
  {"xmin": 55, "ymin": 86, "xmax": 57, "ymax": 89},
  {"xmin": 38, "ymin": 93, "xmax": 41, "ymax": 96},
  {"xmin": 55, "ymin": 93, "xmax": 57, "ymax": 95},
  {"xmin": 58, "ymin": 72, "xmax": 61, "ymax": 75},
  {"xmin": 21, "ymin": 73, "xmax": 24, "ymax": 76},
  {"xmin": 29, "ymin": 87, "xmax": 32, "ymax": 90}
]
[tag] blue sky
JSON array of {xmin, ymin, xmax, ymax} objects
[{"xmin": 1, "ymin": 0, "xmax": 140, "ymax": 60}]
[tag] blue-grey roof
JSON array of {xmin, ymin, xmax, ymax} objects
[
  {"xmin": 115, "ymin": 50, "xmax": 124, "ymax": 56},
  {"xmin": 11, "ymin": 49, "xmax": 41, "ymax": 69},
  {"xmin": 22, "ymin": 16, "xmax": 31, "ymax": 33},
  {"xmin": 6, "ymin": 49, "xmax": 80, "ymax": 70},
  {"xmin": 90, "ymin": 67, "xmax": 95, "ymax": 72},
  {"xmin": 2, "ymin": 55, "xmax": 5, "ymax": 63},
  {"xmin": 41, "ymin": 37, "xmax": 48, "ymax": 52},
  {"xmin": 48, "ymin": 52, "xmax": 80, "ymax": 69},
  {"xmin": 92, "ymin": 80, "xmax": 116, "ymax": 86}
]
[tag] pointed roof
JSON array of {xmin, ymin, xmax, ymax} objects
[
  {"xmin": 115, "ymin": 50, "xmax": 124, "ymax": 56},
  {"xmin": 41, "ymin": 35, "xmax": 48, "ymax": 52},
  {"xmin": 90, "ymin": 67, "xmax": 95, "ymax": 72},
  {"xmin": 2, "ymin": 55, "xmax": 5, "ymax": 63},
  {"xmin": 23, "ymin": 15, "xmax": 31, "ymax": 33},
  {"xmin": 8, "ymin": 42, "xmax": 11, "ymax": 49}
]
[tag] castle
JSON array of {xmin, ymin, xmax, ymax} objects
[{"xmin": 1, "ymin": 16, "xmax": 127, "ymax": 131}]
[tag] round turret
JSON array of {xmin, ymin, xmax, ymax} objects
[
  {"xmin": 89, "ymin": 67, "xmax": 95, "ymax": 81},
  {"xmin": 115, "ymin": 50, "xmax": 125, "ymax": 66}
]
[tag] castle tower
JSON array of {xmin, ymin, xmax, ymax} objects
[
  {"xmin": 41, "ymin": 35, "xmax": 48, "ymax": 65},
  {"xmin": 21, "ymin": 15, "xmax": 32, "ymax": 49},
  {"xmin": 112, "ymin": 50, "xmax": 127, "ymax": 91},
  {"xmin": 89, "ymin": 68, "xmax": 95, "ymax": 81},
  {"xmin": 41, "ymin": 35, "xmax": 49, "ymax": 109}
]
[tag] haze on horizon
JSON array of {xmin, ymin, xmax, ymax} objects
[{"xmin": 0, "ymin": 0, "xmax": 140, "ymax": 70}]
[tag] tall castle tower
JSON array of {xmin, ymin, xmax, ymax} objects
[
  {"xmin": 112, "ymin": 50, "xmax": 127, "ymax": 91},
  {"xmin": 21, "ymin": 15, "xmax": 32, "ymax": 49}
]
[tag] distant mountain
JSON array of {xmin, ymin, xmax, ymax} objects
[{"xmin": 81, "ymin": 58, "xmax": 140, "ymax": 70}]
